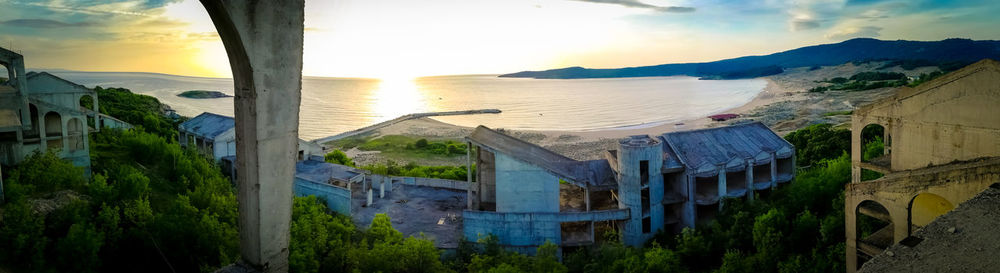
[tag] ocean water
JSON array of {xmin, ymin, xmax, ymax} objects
[{"xmin": 50, "ymin": 71, "xmax": 766, "ymax": 140}]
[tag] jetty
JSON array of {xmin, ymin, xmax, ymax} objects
[{"xmin": 312, "ymin": 109, "xmax": 501, "ymax": 145}]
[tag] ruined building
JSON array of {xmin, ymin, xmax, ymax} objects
[
  {"xmin": 846, "ymin": 59, "xmax": 1000, "ymax": 272},
  {"xmin": 179, "ymin": 112, "xmax": 323, "ymax": 162},
  {"xmin": 0, "ymin": 47, "xmax": 127, "ymax": 172},
  {"xmin": 464, "ymin": 122, "xmax": 795, "ymax": 250}
]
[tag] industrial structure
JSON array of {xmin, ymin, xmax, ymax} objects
[
  {"xmin": 846, "ymin": 59, "xmax": 1000, "ymax": 272},
  {"xmin": 464, "ymin": 122, "xmax": 795, "ymax": 250},
  {"xmin": 179, "ymin": 112, "xmax": 323, "ymax": 161}
]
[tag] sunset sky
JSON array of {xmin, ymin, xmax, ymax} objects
[{"xmin": 1, "ymin": 0, "xmax": 998, "ymax": 78}]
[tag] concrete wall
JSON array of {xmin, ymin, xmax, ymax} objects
[
  {"xmin": 294, "ymin": 178, "xmax": 351, "ymax": 215},
  {"xmin": 463, "ymin": 209, "xmax": 629, "ymax": 247},
  {"xmin": 493, "ymin": 153, "xmax": 560, "ymax": 213},
  {"xmin": 852, "ymin": 61, "xmax": 1000, "ymax": 182},
  {"xmin": 399, "ymin": 177, "xmax": 468, "ymax": 191}
]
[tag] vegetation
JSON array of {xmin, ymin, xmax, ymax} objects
[
  {"xmin": 93, "ymin": 86, "xmax": 183, "ymax": 138},
  {"xmin": 782, "ymin": 124, "xmax": 851, "ymax": 167},
  {"xmin": 323, "ymin": 149, "xmax": 355, "ymax": 166},
  {"xmin": 361, "ymin": 160, "xmax": 473, "ymax": 181},
  {"xmin": 848, "ymin": 71, "xmax": 906, "ymax": 81},
  {"xmin": 822, "ymin": 110, "xmax": 852, "ymax": 117},
  {"xmin": 908, "ymin": 70, "xmax": 945, "ymax": 87}
]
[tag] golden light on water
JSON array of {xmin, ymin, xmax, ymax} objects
[{"xmin": 368, "ymin": 77, "xmax": 427, "ymax": 121}]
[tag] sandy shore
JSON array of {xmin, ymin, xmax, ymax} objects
[{"xmin": 332, "ymin": 62, "xmax": 936, "ymax": 165}]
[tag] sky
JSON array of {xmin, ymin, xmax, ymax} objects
[{"xmin": 0, "ymin": 0, "xmax": 998, "ymax": 79}]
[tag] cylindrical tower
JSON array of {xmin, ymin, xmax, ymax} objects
[{"xmin": 616, "ymin": 135, "xmax": 664, "ymax": 246}]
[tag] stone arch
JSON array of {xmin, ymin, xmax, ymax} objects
[
  {"xmin": 855, "ymin": 199, "xmax": 894, "ymax": 268},
  {"xmin": 66, "ymin": 117, "xmax": 85, "ymax": 151},
  {"xmin": 908, "ymin": 193, "xmax": 954, "ymax": 231}
]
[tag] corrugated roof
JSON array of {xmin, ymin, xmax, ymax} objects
[
  {"xmin": 295, "ymin": 159, "xmax": 364, "ymax": 184},
  {"xmin": 662, "ymin": 122, "xmax": 793, "ymax": 172},
  {"xmin": 468, "ymin": 125, "xmax": 612, "ymax": 187},
  {"xmin": 179, "ymin": 112, "xmax": 235, "ymax": 139}
]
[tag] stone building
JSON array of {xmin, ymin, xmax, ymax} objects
[
  {"xmin": 846, "ymin": 59, "xmax": 1000, "ymax": 272},
  {"xmin": 0, "ymin": 47, "xmax": 101, "ymax": 172},
  {"xmin": 179, "ymin": 112, "xmax": 323, "ymax": 161},
  {"xmin": 464, "ymin": 121, "xmax": 795, "ymax": 250}
]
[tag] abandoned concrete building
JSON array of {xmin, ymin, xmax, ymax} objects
[
  {"xmin": 179, "ymin": 112, "xmax": 323, "ymax": 161},
  {"xmin": 464, "ymin": 122, "xmax": 795, "ymax": 250},
  {"xmin": 846, "ymin": 59, "xmax": 1000, "ymax": 272},
  {"xmin": 0, "ymin": 46, "xmax": 121, "ymax": 173}
]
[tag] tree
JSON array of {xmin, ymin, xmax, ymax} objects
[{"xmin": 324, "ymin": 149, "xmax": 355, "ymax": 166}]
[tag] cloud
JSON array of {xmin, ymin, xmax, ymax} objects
[
  {"xmin": 570, "ymin": 0, "xmax": 695, "ymax": 13},
  {"xmin": 1, "ymin": 19, "xmax": 96, "ymax": 28},
  {"xmin": 791, "ymin": 19, "xmax": 821, "ymax": 31},
  {"xmin": 825, "ymin": 25, "xmax": 882, "ymax": 40}
]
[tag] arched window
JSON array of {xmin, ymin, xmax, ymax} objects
[
  {"xmin": 855, "ymin": 200, "xmax": 893, "ymax": 269},
  {"xmin": 909, "ymin": 193, "xmax": 954, "ymax": 231}
]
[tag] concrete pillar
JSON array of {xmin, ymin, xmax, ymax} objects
[
  {"xmin": 200, "ymin": 1, "xmax": 304, "ymax": 272},
  {"xmin": 38, "ymin": 108, "xmax": 47, "ymax": 151},
  {"xmin": 367, "ymin": 189, "xmax": 373, "ymax": 206},
  {"xmin": 746, "ymin": 161, "xmax": 754, "ymax": 201},
  {"xmin": 467, "ymin": 141, "xmax": 473, "ymax": 209},
  {"xmin": 851, "ymin": 121, "xmax": 863, "ymax": 183},
  {"xmin": 61, "ymin": 115, "xmax": 68, "ymax": 153},
  {"xmin": 845, "ymin": 197, "xmax": 858, "ymax": 272},
  {"xmin": 770, "ymin": 155, "xmax": 778, "ymax": 190},
  {"xmin": 380, "ymin": 180, "xmax": 385, "ymax": 198},
  {"xmin": 717, "ymin": 168, "xmax": 726, "ymax": 211},
  {"xmin": 683, "ymin": 173, "xmax": 696, "ymax": 229},
  {"xmin": 383, "ymin": 176, "xmax": 391, "ymax": 193}
]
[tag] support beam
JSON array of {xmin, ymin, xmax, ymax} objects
[
  {"xmin": 746, "ymin": 161, "xmax": 754, "ymax": 201},
  {"xmin": 467, "ymin": 141, "xmax": 473, "ymax": 209},
  {"xmin": 200, "ymin": 1, "xmax": 304, "ymax": 272}
]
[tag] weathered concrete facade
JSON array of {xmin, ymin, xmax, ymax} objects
[
  {"xmin": 846, "ymin": 59, "xmax": 1000, "ymax": 272},
  {"xmin": 0, "ymin": 48, "xmax": 103, "ymax": 172},
  {"xmin": 200, "ymin": 0, "xmax": 304, "ymax": 271},
  {"xmin": 465, "ymin": 122, "xmax": 795, "ymax": 251}
]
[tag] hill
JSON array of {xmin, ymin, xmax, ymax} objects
[{"xmin": 499, "ymin": 38, "xmax": 1000, "ymax": 79}]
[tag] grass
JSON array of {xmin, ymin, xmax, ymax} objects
[
  {"xmin": 823, "ymin": 110, "xmax": 853, "ymax": 117},
  {"xmin": 327, "ymin": 134, "xmax": 468, "ymax": 164}
]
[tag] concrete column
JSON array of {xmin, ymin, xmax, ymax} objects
[
  {"xmin": 367, "ymin": 189, "xmax": 373, "ymax": 206},
  {"xmin": 200, "ymin": 1, "xmax": 304, "ymax": 272},
  {"xmin": 466, "ymin": 141, "xmax": 473, "ymax": 209},
  {"xmin": 683, "ymin": 173, "xmax": 696, "ymax": 229},
  {"xmin": 37, "ymin": 108, "xmax": 47, "ymax": 151},
  {"xmin": 383, "ymin": 176, "xmax": 391, "ymax": 193},
  {"xmin": 770, "ymin": 155, "xmax": 778, "ymax": 190},
  {"xmin": 93, "ymin": 95, "xmax": 100, "ymax": 132},
  {"xmin": 12, "ymin": 58, "xmax": 30, "ymax": 128},
  {"xmin": 379, "ymin": 180, "xmax": 385, "ymax": 198},
  {"xmin": 845, "ymin": 197, "xmax": 858, "ymax": 273},
  {"xmin": 746, "ymin": 161, "xmax": 754, "ymax": 201},
  {"xmin": 1, "ymin": 164, "xmax": 5, "ymax": 204},
  {"xmin": 717, "ymin": 168, "xmax": 726, "ymax": 208},
  {"xmin": 60, "ymin": 115, "xmax": 68, "ymax": 153},
  {"xmin": 851, "ymin": 121, "xmax": 863, "ymax": 183}
]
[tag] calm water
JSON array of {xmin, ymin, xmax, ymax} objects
[{"xmin": 51, "ymin": 71, "xmax": 766, "ymax": 140}]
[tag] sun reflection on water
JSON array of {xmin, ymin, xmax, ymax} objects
[{"xmin": 368, "ymin": 77, "xmax": 427, "ymax": 122}]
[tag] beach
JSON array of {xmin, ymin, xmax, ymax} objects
[{"xmin": 332, "ymin": 62, "xmax": 936, "ymax": 165}]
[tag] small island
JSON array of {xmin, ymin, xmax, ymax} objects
[{"xmin": 177, "ymin": 90, "xmax": 232, "ymax": 99}]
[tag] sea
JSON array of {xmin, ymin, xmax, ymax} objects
[{"xmin": 49, "ymin": 71, "xmax": 767, "ymax": 140}]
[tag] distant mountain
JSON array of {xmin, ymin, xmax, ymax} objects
[{"xmin": 499, "ymin": 38, "xmax": 1000, "ymax": 79}]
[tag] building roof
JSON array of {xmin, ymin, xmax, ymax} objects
[
  {"xmin": 859, "ymin": 184, "xmax": 1000, "ymax": 273},
  {"xmin": 25, "ymin": 71, "xmax": 93, "ymax": 94},
  {"xmin": 468, "ymin": 125, "xmax": 614, "ymax": 187},
  {"xmin": 295, "ymin": 159, "xmax": 364, "ymax": 184},
  {"xmin": 179, "ymin": 112, "xmax": 235, "ymax": 140},
  {"xmin": 662, "ymin": 122, "xmax": 793, "ymax": 174}
]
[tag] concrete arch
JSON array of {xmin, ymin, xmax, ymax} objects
[
  {"xmin": 854, "ymin": 199, "xmax": 894, "ymax": 269},
  {"xmin": 43, "ymin": 111, "xmax": 62, "ymax": 136},
  {"xmin": 66, "ymin": 117, "xmax": 84, "ymax": 151},
  {"xmin": 908, "ymin": 192, "xmax": 954, "ymax": 230}
]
